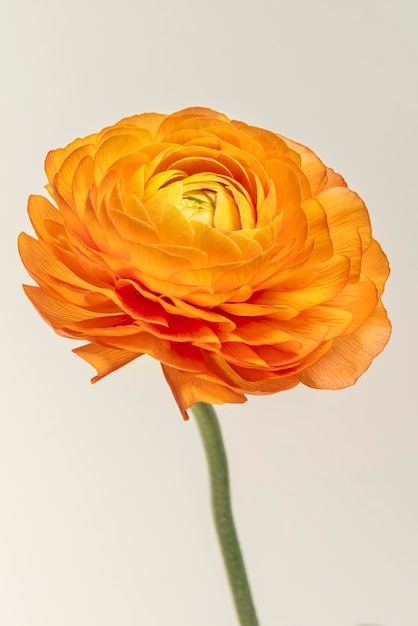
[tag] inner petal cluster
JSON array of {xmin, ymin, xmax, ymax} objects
[{"xmin": 179, "ymin": 189, "xmax": 216, "ymax": 225}]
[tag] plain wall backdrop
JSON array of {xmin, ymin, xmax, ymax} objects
[{"xmin": 1, "ymin": 0, "xmax": 417, "ymax": 624}]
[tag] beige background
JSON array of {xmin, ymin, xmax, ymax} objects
[{"xmin": 1, "ymin": 0, "xmax": 417, "ymax": 624}]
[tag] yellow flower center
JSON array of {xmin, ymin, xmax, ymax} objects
[{"xmin": 179, "ymin": 190, "xmax": 216, "ymax": 225}]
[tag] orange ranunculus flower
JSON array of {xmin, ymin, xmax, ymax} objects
[{"xmin": 19, "ymin": 107, "xmax": 390, "ymax": 418}]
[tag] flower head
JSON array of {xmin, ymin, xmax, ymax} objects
[{"xmin": 19, "ymin": 107, "xmax": 390, "ymax": 418}]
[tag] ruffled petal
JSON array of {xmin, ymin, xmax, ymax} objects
[
  {"xmin": 161, "ymin": 364, "xmax": 246, "ymax": 420},
  {"xmin": 299, "ymin": 301, "xmax": 391, "ymax": 389},
  {"xmin": 73, "ymin": 343, "xmax": 141, "ymax": 381}
]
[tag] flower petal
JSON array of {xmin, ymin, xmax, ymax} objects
[
  {"xmin": 299, "ymin": 301, "xmax": 391, "ymax": 389},
  {"xmin": 161, "ymin": 364, "xmax": 246, "ymax": 420},
  {"xmin": 73, "ymin": 343, "xmax": 141, "ymax": 381}
]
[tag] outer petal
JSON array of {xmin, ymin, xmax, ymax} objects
[
  {"xmin": 73, "ymin": 343, "xmax": 142, "ymax": 381},
  {"xmin": 361, "ymin": 239, "xmax": 390, "ymax": 297},
  {"xmin": 161, "ymin": 364, "xmax": 246, "ymax": 420},
  {"xmin": 299, "ymin": 301, "xmax": 391, "ymax": 389},
  {"xmin": 278, "ymin": 135, "xmax": 328, "ymax": 196}
]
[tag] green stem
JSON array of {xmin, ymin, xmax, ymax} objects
[{"xmin": 191, "ymin": 402, "xmax": 259, "ymax": 626}]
